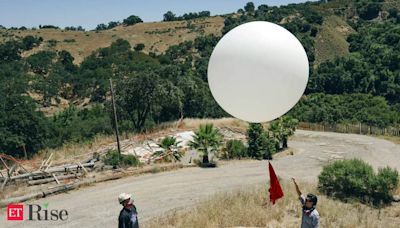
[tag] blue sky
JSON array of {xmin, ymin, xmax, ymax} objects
[{"xmin": 0, "ymin": 0, "xmax": 316, "ymax": 30}]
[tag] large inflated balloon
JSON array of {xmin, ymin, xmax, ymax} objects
[{"xmin": 208, "ymin": 21, "xmax": 309, "ymax": 123}]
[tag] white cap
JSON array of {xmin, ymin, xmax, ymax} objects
[{"xmin": 118, "ymin": 193, "xmax": 132, "ymax": 204}]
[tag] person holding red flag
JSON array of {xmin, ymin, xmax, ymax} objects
[
  {"xmin": 292, "ymin": 178, "xmax": 320, "ymax": 228},
  {"xmin": 268, "ymin": 161, "xmax": 284, "ymax": 204}
]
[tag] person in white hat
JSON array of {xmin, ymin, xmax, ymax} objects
[{"xmin": 118, "ymin": 193, "xmax": 139, "ymax": 228}]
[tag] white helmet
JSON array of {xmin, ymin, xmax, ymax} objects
[{"xmin": 118, "ymin": 193, "xmax": 132, "ymax": 204}]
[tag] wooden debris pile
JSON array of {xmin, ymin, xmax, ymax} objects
[{"xmin": 0, "ymin": 152, "xmax": 99, "ymax": 190}]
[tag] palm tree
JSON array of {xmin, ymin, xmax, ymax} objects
[
  {"xmin": 268, "ymin": 117, "xmax": 299, "ymax": 150},
  {"xmin": 189, "ymin": 124, "xmax": 223, "ymax": 164},
  {"xmin": 152, "ymin": 136, "xmax": 182, "ymax": 162},
  {"xmin": 281, "ymin": 117, "xmax": 298, "ymax": 149},
  {"xmin": 268, "ymin": 120, "xmax": 283, "ymax": 151}
]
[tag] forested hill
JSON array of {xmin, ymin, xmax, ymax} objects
[{"xmin": 1, "ymin": 0, "xmax": 399, "ymax": 157}]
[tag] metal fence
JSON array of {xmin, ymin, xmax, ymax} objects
[{"xmin": 298, "ymin": 122, "xmax": 400, "ymax": 137}]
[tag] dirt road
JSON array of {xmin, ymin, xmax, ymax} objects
[{"xmin": 1, "ymin": 130, "xmax": 399, "ymax": 227}]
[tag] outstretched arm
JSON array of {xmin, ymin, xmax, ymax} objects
[{"xmin": 291, "ymin": 177, "xmax": 302, "ymax": 197}]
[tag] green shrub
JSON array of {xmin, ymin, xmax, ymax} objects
[
  {"xmin": 370, "ymin": 167, "xmax": 399, "ymax": 204},
  {"xmin": 63, "ymin": 39, "xmax": 76, "ymax": 43},
  {"xmin": 318, "ymin": 159, "xmax": 373, "ymax": 199},
  {"xmin": 134, "ymin": 43, "xmax": 145, "ymax": 51},
  {"xmin": 247, "ymin": 123, "xmax": 264, "ymax": 159},
  {"xmin": 224, "ymin": 139, "xmax": 247, "ymax": 159},
  {"xmin": 103, "ymin": 150, "xmax": 140, "ymax": 167},
  {"xmin": 103, "ymin": 150, "xmax": 120, "ymax": 167},
  {"xmin": 47, "ymin": 39, "xmax": 58, "ymax": 47},
  {"xmin": 246, "ymin": 123, "xmax": 275, "ymax": 160},
  {"xmin": 121, "ymin": 154, "xmax": 140, "ymax": 166},
  {"xmin": 123, "ymin": 15, "xmax": 143, "ymax": 26},
  {"xmin": 318, "ymin": 159, "xmax": 399, "ymax": 205},
  {"xmin": 151, "ymin": 166, "xmax": 160, "ymax": 173},
  {"xmin": 48, "ymin": 105, "xmax": 113, "ymax": 148}
]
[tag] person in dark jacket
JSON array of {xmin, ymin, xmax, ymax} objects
[{"xmin": 118, "ymin": 193, "xmax": 139, "ymax": 228}]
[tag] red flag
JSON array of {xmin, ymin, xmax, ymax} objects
[{"xmin": 268, "ymin": 161, "xmax": 284, "ymax": 204}]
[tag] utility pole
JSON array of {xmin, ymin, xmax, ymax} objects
[
  {"xmin": 109, "ymin": 78, "xmax": 121, "ymax": 155},
  {"xmin": 22, "ymin": 144, "xmax": 27, "ymax": 160}
]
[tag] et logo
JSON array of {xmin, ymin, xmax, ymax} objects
[
  {"xmin": 7, "ymin": 204, "xmax": 24, "ymax": 221},
  {"xmin": 7, "ymin": 203, "xmax": 69, "ymax": 221}
]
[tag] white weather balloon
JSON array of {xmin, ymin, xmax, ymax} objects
[{"xmin": 208, "ymin": 21, "xmax": 309, "ymax": 123}]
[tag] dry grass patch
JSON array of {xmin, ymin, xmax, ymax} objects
[
  {"xmin": 179, "ymin": 118, "xmax": 248, "ymax": 131},
  {"xmin": 377, "ymin": 135, "xmax": 400, "ymax": 145},
  {"xmin": 27, "ymin": 133, "xmax": 125, "ymax": 168},
  {"xmin": 145, "ymin": 181, "xmax": 400, "ymax": 228},
  {"xmin": 314, "ymin": 15, "xmax": 354, "ymax": 66}
]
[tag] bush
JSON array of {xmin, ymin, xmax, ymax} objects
[
  {"xmin": 163, "ymin": 10, "xmax": 211, "ymax": 21},
  {"xmin": 357, "ymin": 1, "xmax": 382, "ymax": 20},
  {"xmin": 318, "ymin": 159, "xmax": 373, "ymax": 199},
  {"xmin": 63, "ymin": 39, "xmax": 76, "ymax": 43},
  {"xmin": 103, "ymin": 150, "xmax": 140, "ymax": 167},
  {"xmin": 47, "ymin": 39, "xmax": 58, "ymax": 47},
  {"xmin": 123, "ymin": 15, "xmax": 143, "ymax": 26},
  {"xmin": 289, "ymin": 93, "xmax": 395, "ymax": 127},
  {"xmin": 223, "ymin": 139, "xmax": 247, "ymax": 159},
  {"xmin": 244, "ymin": 2, "xmax": 255, "ymax": 13},
  {"xmin": 303, "ymin": 10, "xmax": 323, "ymax": 25},
  {"xmin": 22, "ymin": 35, "xmax": 42, "ymax": 50},
  {"xmin": 318, "ymin": 159, "xmax": 399, "ymax": 205},
  {"xmin": 247, "ymin": 123, "xmax": 264, "ymax": 159},
  {"xmin": 102, "ymin": 150, "xmax": 120, "ymax": 167},
  {"xmin": 371, "ymin": 167, "xmax": 399, "ymax": 204},
  {"xmin": 388, "ymin": 8, "xmax": 398, "ymax": 18},
  {"xmin": 310, "ymin": 26, "xmax": 318, "ymax": 37},
  {"xmin": 122, "ymin": 154, "xmax": 140, "ymax": 166},
  {"xmin": 96, "ymin": 23, "xmax": 107, "ymax": 31},
  {"xmin": 134, "ymin": 43, "xmax": 145, "ymax": 51},
  {"xmin": 40, "ymin": 25, "xmax": 59, "ymax": 29},
  {"xmin": 48, "ymin": 105, "xmax": 113, "ymax": 148},
  {"xmin": 247, "ymin": 123, "xmax": 275, "ymax": 160}
]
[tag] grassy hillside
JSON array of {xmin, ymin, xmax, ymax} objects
[
  {"xmin": 1, "ymin": 1, "xmax": 398, "ymax": 66},
  {"xmin": 0, "ymin": 2, "xmax": 361, "ymax": 66},
  {"xmin": 0, "ymin": 16, "xmax": 224, "ymax": 64},
  {"xmin": 314, "ymin": 15, "xmax": 354, "ymax": 66}
]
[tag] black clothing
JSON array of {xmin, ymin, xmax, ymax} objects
[{"xmin": 118, "ymin": 205, "xmax": 139, "ymax": 228}]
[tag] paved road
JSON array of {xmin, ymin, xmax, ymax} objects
[{"xmin": 1, "ymin": 130, "xmax": 399, "ymax": 227}]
